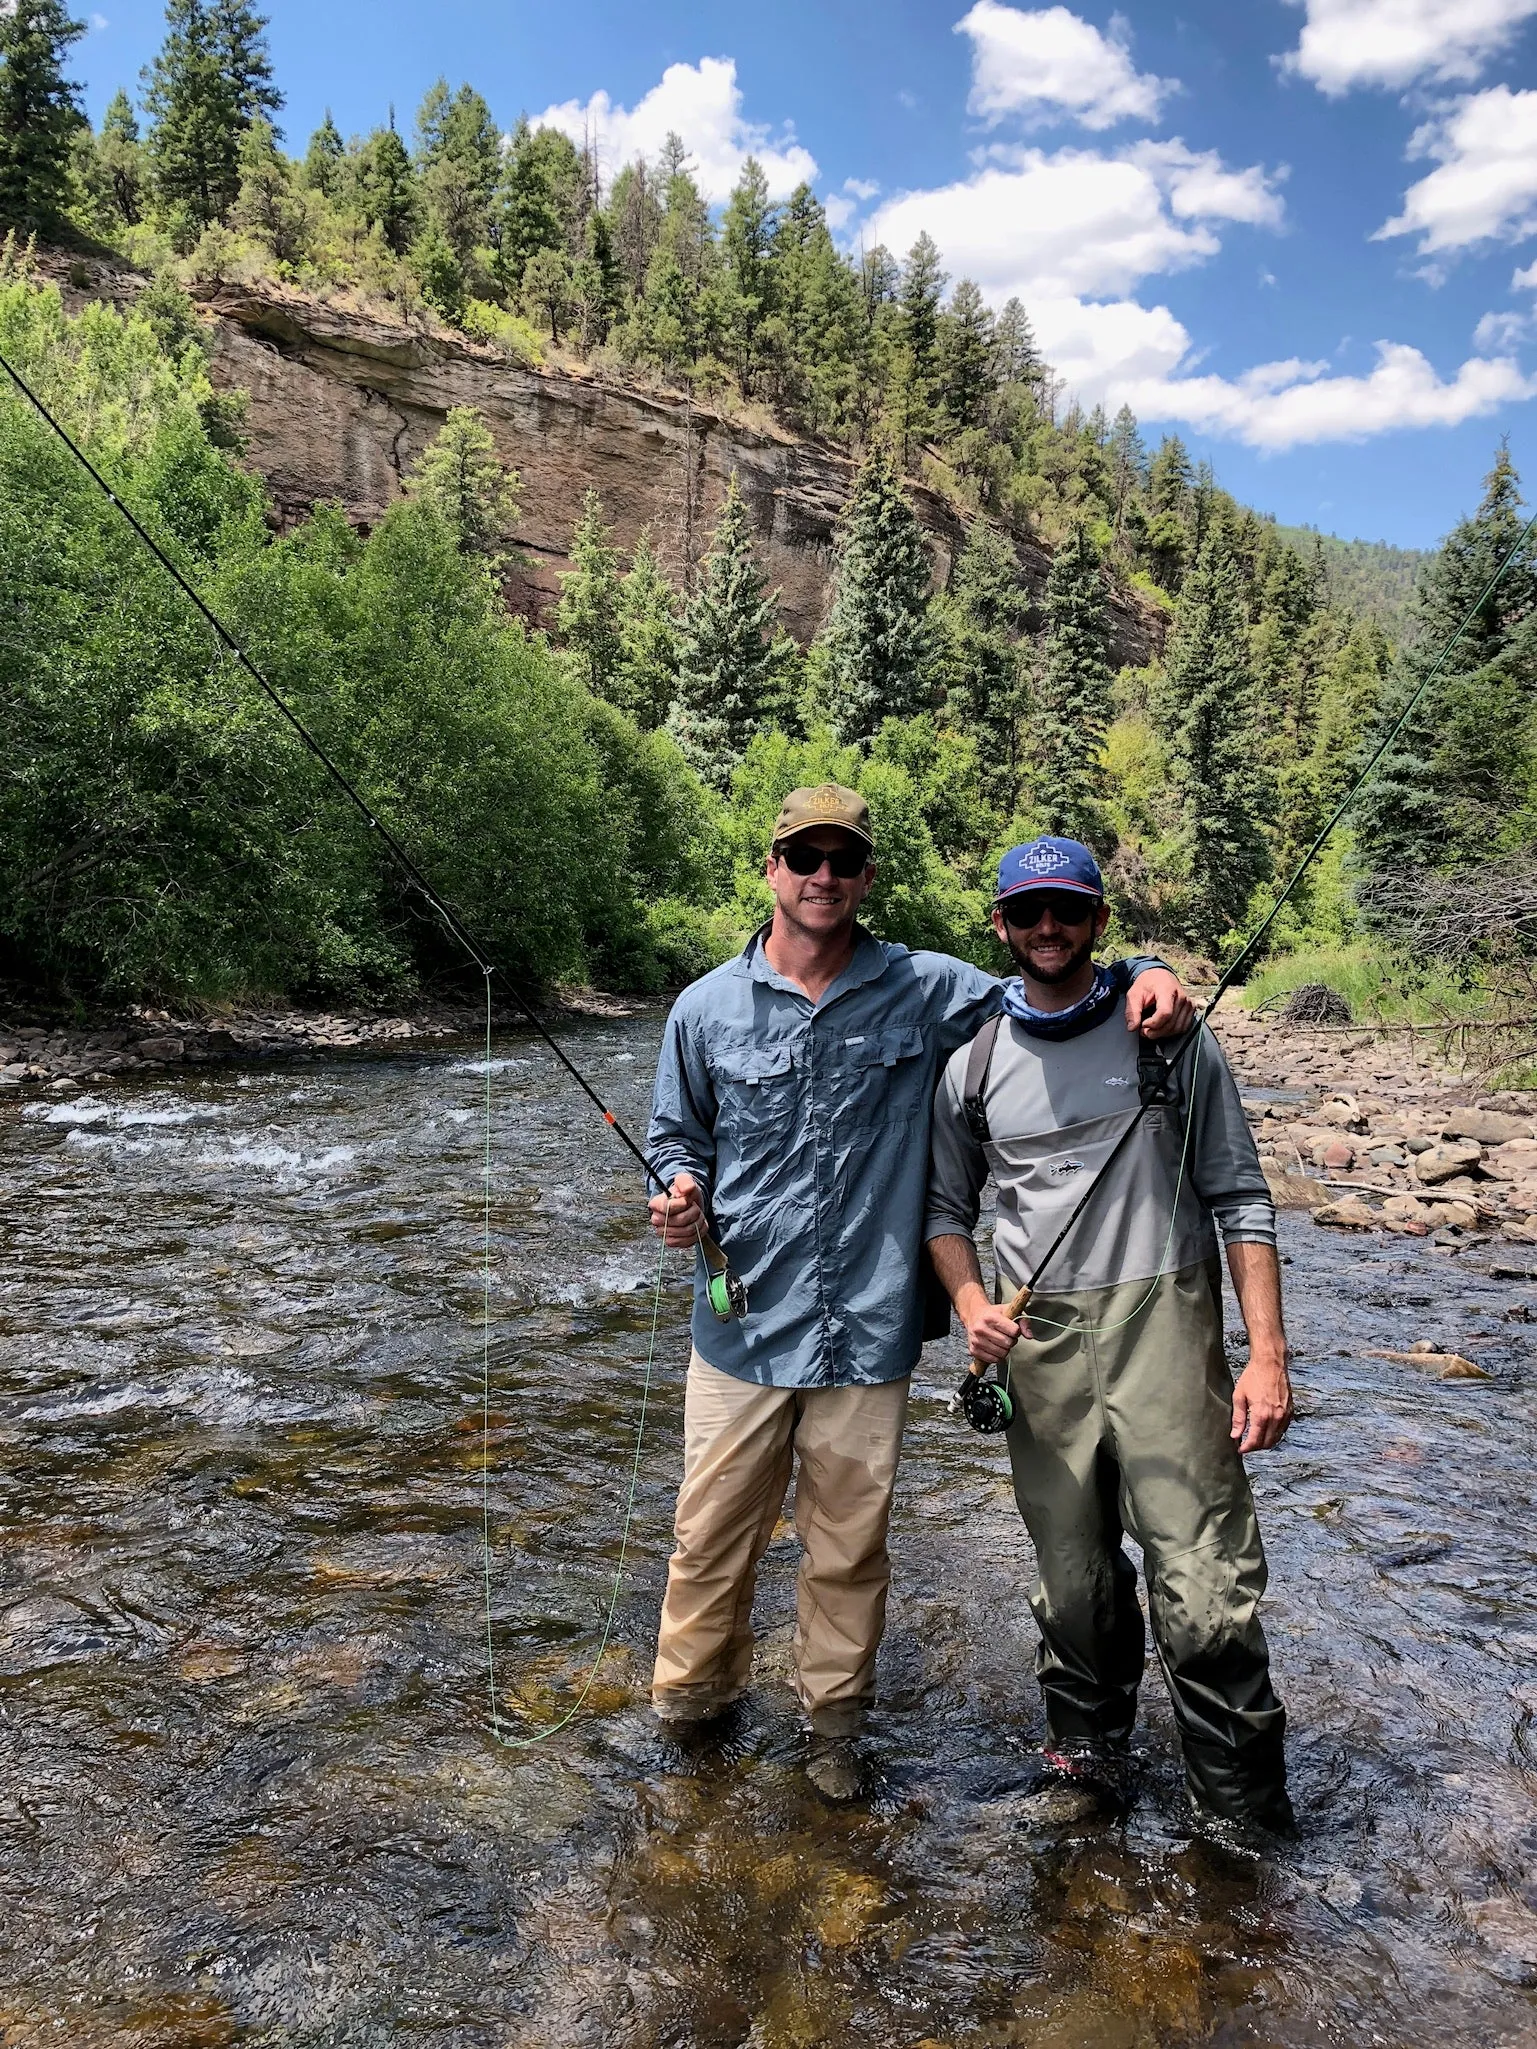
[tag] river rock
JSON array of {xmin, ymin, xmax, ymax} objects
[
  {"xmin": 1318, "ymin": 1099, "xmax": 1368, "ymax": 1132},
  {"xmin": 133, "ymin": 1034, "xmax": 185, "ymax": 1062},
  {"xmin": 1403, "ymin": 1134, "xmax": 1435, "ymax": 1154},
  {"xmin": 1322, "ymin": 1140, "xmax": 1356, "ymax": 1171},
  {"xmin": 1266, "ymin": 1171, "xmax": 1330, "ymax": 1211},
  {"xmin": 1315, "ymin": 1197, "xmax": 1378, "ymax": 1230},
  {"xmin": 1442, "ymin": 1108, "xmax": 1535, "ymax": 1146},
  {"xmin": 1365, "ymin": 1144, "xmax": 1409, "ymax": 1167},
  {"xmin": 1414, "ymin": 1141, "xmax": 1484, "ymax": 1186}
]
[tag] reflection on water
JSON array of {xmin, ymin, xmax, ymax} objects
[{"xmin": 0, "ymin": 1022, "xmax": 1534, "ymax": 2046}]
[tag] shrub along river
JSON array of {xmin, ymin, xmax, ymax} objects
[{"xmin": 0, "ymin": 1019, "xmax": 1534, "ymax": 2046}]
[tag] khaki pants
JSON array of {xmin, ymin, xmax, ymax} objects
[
  {"xmin": 1005, "ymin": 1260, "xmax": 1290, "ymax": 1826},
  {"xmin": 652, "ymin": 1352, "xmax": 909, "ymax": 1735}
]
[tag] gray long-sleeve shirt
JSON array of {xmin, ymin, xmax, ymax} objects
[{"xmin": 925, "ymin": 1009, "xmax": 1275, "ymax": 1297}]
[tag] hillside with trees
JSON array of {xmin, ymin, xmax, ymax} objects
[{"xmin": 1, "ymin": 0, "xmax": 1532, "ymax": 1012}]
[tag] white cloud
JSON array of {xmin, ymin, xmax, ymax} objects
[
  {"xmin": 844, "ymin": 177, "xmax": 881, "ymax": 201},
  {"xmin": 1279, "ymin": 0, "xmax": 1537, "ymax": 94},
  {"xmin": 823, "ymin": 194, "xmax": 856, "ymax": 230},
  {"xmin": 1474, "ymin": 306, "xmax": 1534, "ymax": 348},
  {"xmin": 534, "ymin": 57, "xmax": 816, "ymax": 204},
  {"xmin": 1376, "ymin": 87, "xmax": 1537, "ymax": 254},
  {"xmin": 1124, "ymin": 140, "xmax": 1286, "ymax": 226},
  {"xmin": 1123, "ymin": 342, "xmax": 1536, "ymax": 449},
  {"xmin": 90, "ymin": 10, "xmax": 108, "ymax": 26},
  {"xmin": 1514, "ymin": 259, "xmax": 1537, "ymax": 286},
  {"xmin": 957, "ymin": 2, "xmax": 1173, "ymax": 129},
  {"xmin": 866, "ymin": 140, "xmax": 1282, "ymax": 301}
]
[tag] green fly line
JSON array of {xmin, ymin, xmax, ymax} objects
[{"xmin": 478, "ymin": 966, "xmax": 673, "ymax": 1748}]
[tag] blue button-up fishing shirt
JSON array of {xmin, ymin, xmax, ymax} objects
[
  {"xmin": 647, "ymin": 926, "xmax": 997, "ymax": 1386},
  {"xmin": 648, "ymin": 929, "xmax": 1171, "ymax": 1387}
]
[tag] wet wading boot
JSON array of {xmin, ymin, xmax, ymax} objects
[
  {"xmin": 805, "ymin": 1731, "xmax": 865, "ymax": 1804},
  {"xmin": 1018, "ymin": 1743, "xmax": 1133, "ymax": 1828}
]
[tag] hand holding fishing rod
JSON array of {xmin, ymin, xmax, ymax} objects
[{"xmin": 952, "ymin": 1281, "xmax": 1032, "ymax": 1433}]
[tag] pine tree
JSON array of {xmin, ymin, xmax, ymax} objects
[
  {"xmin": 937, "ymin": 278, "xmax": 995, "ymax": 436},
  {"xmin": 230, "ymin": 115, "xmax": 309, "ymax": 265},
  {"xmin": 616, "ymin": 527, "xmax": 680, "ymax": 730},
  {"xmin": 301, "ymin": 109, "xmax": 343, "ymax": 196},
  {"xmin": 142, "ymin": 0, "xmax": 281, "ymax": 231},
  {"xmin": 1108, "ymin": 404, "xmax": 1146, "ymax": 531},
  {"xmin": 557, "ymin": 490, "xmax": 625, "ymax": 701},
  {"xmin": 899, "ymin": 231, "xmax": 946, "ymax": 393},
  {"xmin": 403, "ymin": 407, "xmax": 521, "ymax": 567},
  {"xmin": 494, "ymin": 119, "xmax": 568, "ymax": 290},
  {"xmin": 940, "ymin": 517, "xmax": 1029, "ymax": 810},
  {"xmin": 822, "ymin": 444, "xmax": 939, "ymax": 744},
  {"xmin": 0, "ymin": 0, "xmax": 85, "ymax": 235},
  {"xmin": 667, "ymin": 476, "xmax": 787, "ymax": 788},
  {"xmin": 353, "ymin": 116, "xmax": 417, "ymax": 254},
  {"xmin": 721, "ymin": 155, "xmax": 776, "ymax": 388},
  {"xmin": 1028, "ymin": 526, "xmax": 1113, "ymax": 847},
  {"xmin": 96, "ymin": 86, "xmax": 147, "ymax": 224},
  {"xmin": 993, "ymin": 297, "xmax": 1040, "ymax": 387},
  {"xmin": 1156, "ymin": 541, "xmax": 1273, "ymax": 954},
  {"xmin": 1355, "ymin": 446, "xmax": 1537, "ymax": 893},
  {"xmin": 415, "ymin": 78, "xmax": 500, "ymax": 263}
]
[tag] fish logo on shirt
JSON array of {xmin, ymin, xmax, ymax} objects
[{"xmin": 1048, "ymin": 1157, "xmax": 1086, "ymax": 1178}]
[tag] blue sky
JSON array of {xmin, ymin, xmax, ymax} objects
[{"xmin": 73, "ymin": 0, "xmax": 1537, "ymax": 549}]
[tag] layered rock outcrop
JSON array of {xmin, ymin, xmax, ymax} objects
[{"xmin": 40, "ymin": 253, "xmax": 1164, "ymax": 664}]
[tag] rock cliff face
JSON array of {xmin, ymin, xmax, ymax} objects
[{"xmin": 45, "ymin": 257, "xmax": 1164, "ymax": 666}]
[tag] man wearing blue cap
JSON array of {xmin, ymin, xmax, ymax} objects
[
  {"xmin": 643, "ymin": 788, "xmax": 1195, "ymax": 1803},
  {"xmin": 926, "ymin": 836, "xmax": 1294, "ymax": 1832}
]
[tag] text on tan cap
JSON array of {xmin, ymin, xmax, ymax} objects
[{"xmin": 770, "ymin": 783, "xmax": 875, "ymax": 855}]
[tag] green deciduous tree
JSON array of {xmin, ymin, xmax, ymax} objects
[
  {"xmin": 0, "ymin": 0, "xmax": 86, "ymax": 236},
  {"xmin": 822, "ymin": 444, "xmax": 939, "ymax": 744}
]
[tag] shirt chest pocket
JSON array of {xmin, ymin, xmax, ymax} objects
[
  {"xmin": 830, "ymin": 1024, "xmax": 927, "ymax": 1129},
  {"xmin": 711, "ymin": 1044, "xmax": 797, "ymax": 1149}
]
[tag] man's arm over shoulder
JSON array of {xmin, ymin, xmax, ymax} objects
[
  {"xmin": 924, "ymin": 1044, "xmax": 990, "ymax": 1245},
  {"xmin": 1188, "ymin": 1023, "xmax": 1276, "ymax": 1247},
  {"xmin": 647, "ymin": 993, "xmax": 718, "ymax": 1206}
]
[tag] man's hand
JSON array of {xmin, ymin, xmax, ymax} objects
[
  {"xmin": 1231, "ymin": 1350, "xmax": 1293, "ymax": 1453},
  {"xmin": 956, "ymin": 1281, "xmax": 1027, "ymax": 1366},
  {"xmin": 1125, "ymin": 967, "xmax": 1195, "ymax": 1040},
  {"xmin": 649, "ymin": 1170, "xmax": 705, "ymax": 1248}
]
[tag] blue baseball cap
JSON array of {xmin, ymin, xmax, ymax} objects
[{"xmin": 994, "ymin": 836, "xmax": 1104, "ymax": 904}]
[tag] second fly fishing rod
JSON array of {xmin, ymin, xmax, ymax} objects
[{"xmin": 957, "ymin": 502, "xmax": 1537, "ymax": 1429}]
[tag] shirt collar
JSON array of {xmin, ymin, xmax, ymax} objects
[{"xmin": 732, "ymin": 922, "xmax": 901, "ymax": 1002}]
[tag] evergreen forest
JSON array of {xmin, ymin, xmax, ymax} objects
[{"xmin": 2, "ymin": 0, "xmax": 1533, "ymax": 1014}]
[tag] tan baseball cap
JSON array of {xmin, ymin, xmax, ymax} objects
[{"xmin": 770, "ymin": 783, "xmax": 875, "ymax": 854}]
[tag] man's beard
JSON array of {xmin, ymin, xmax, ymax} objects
[{"xmin": 1006, "ymin": 930, "xmax": 1096, "ymax": 986}]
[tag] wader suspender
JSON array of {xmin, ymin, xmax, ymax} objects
[{"xmin": 962, "ymin": 1013, "xmax": 1005, "ymax": 1146}]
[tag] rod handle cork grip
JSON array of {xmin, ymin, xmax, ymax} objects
[{"xmin": 966, "ymin": 1284, "xmax": 1033, "ymax": 1376}]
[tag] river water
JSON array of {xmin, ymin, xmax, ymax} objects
[{"xmin": 1, "ymin": 1019, "xmax": 1534, "ymax": 2047}]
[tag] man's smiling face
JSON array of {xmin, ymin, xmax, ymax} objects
[{"xmin": 766, "ymin": 828, "xmax": 875, "ymax": 940}]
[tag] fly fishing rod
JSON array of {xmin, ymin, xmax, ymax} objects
[
  {"xmin": 957, "ymin": 504, "xmax": 1537, "ymax": 1431},
  {"xmin": 0, "ymin": 344, "xmax": 747, "ymax": 1317}
]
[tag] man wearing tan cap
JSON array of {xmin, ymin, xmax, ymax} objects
[{"xmin": 644, "ymin": 784, "xmax": 1192, "ymax": 1800}]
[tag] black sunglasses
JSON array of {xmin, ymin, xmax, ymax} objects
[
  {"xmin": 774, "ymin": 839, "xmax": 870, "ymax": 879},
  {"xmin": 999, "ymin": 889, "xmax": 1099, "ymax": 929}
]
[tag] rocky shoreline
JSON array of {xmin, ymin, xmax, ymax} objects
[
  {"xmin": 1214, "ymin": 1007, "xmax": 1537, "ymax": 1255},
  {"xmin": 0, "ymin": 990, "xmax": 653, "ymax": 1089},
  {"xmin": 6, "ymin": 996, "xmax": 1536, "ymax": 1256}
]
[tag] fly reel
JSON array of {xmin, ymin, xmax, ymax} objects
[{"xmin": 953, "ymin": 1282, "xmax": 1031, "ymax": 1434}]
